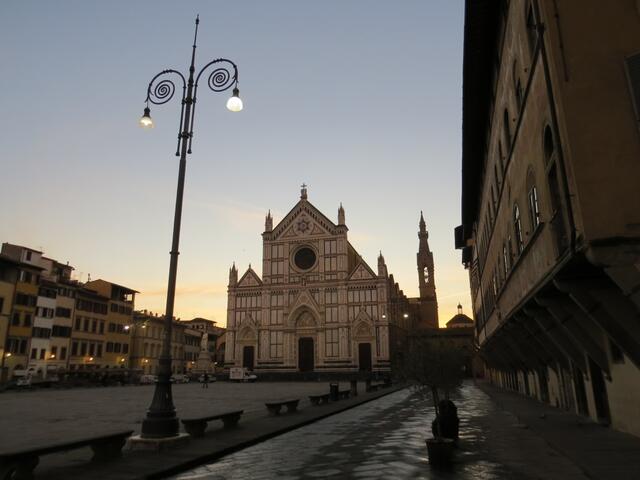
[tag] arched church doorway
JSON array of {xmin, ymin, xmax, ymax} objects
[
  {"xmin": 358, "ymin": 343, "xmax": 372, "ymax": 372},
  {"xmin": 242, "ymin": 346, "xmax": 255, "ymax": 369},
  {"xmin": 298, "ymin": 337, "xmax": 314, "ymax": 372}
]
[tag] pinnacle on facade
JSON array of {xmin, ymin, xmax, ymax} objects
[
  {"xmin": 300, "ymin": 183, "xmax": 308, "ymax": 200},
  {"xmin": 265, "ymin": 209, "xmax": 273, "ymax": 232},
  {"xmin": 229, "ymin": 262, "xmax": 238, "ymax": 286},
  {"xmin": 338, "ymin": 202, "xmax": 345, "ymax": 225},
  {"xmin": 377, "ymin": 250, "xmax": 388, "ymax": 277}
]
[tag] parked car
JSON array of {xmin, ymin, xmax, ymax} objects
[
  {"xmin": 171, "ymin": 374, "xmax": 190, "ymax": 384},
  {"xmin": 139, "ymin": 374, "xmax": 158, "ymax": 385},
  {"xmin": 16, "ymin": 375, "xmax": 32, "ymax": 387}
]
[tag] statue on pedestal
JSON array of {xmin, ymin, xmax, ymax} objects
[{"xmin": 194, "ymin": 332, "xmax": 214, "ymax": 374}]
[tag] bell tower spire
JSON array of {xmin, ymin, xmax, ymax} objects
[{"xmin": 416, "ymin": 211, "xmax": 438, "ymax": 328}]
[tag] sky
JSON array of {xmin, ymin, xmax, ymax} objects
[{"xmin": 0, "ymin": 1, "xmax": 469, "ymax": 327}]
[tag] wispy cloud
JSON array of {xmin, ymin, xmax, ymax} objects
[{"xmin": 187, "ymin": 196, "xmax": 282, "ymax": 232}]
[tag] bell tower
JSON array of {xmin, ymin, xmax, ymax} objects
[{"xmin": 417, "ymin": 211, "xmax": 438, "ymax": 328}]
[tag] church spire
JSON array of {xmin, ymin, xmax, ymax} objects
[
  {"xmin": 377, "ymin": 251, "xmax": 387, "ymax": 277},
  {"xmin": 229, "ymin": 262, "xmax": 238, "ymax": 287},
  {"xmin": 416, "ymin": 210, "xmax": 438, "ymax": 327},
  {"xmin": 265, "ymin": 210, "xmax": 273, "ymax": 232},
  {"xmin": 338, "ymin": 202, "xmax": 345, "ymax": 225}
]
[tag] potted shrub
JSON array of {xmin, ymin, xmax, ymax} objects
[{"xmin": 403, "ymin": 335, "xmax": 466, "ymax": 467}]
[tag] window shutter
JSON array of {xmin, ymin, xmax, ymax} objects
[{"xmin": 625, "ymin": 52, "xmax": 640, "ymax": 129}]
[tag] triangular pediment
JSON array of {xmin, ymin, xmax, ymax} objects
[
  {"xmin": 353, "ymin": 313, "xmax": 374, "ymax": 338},
  {"xmin": 348, "ymin": 260, "xmax": 377, "ymax": 281},
  {"xmin": 271, "ymin": 200, "xmax": 338, "ymax": 240},
  {"xmin": 289, "ymin": 289, "xmax": 321, "ymax": 314},
  {"xmin": 237, "ymin": 268, "xmax": 263, "ymax": 288}
]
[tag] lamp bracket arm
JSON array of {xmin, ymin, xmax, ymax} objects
[
  {"xmin": 194, "ymin": 58, "xmax": 238, "ymax": 94},
  {"xmin": 145, "ymin": 69, "xmax": 187, "ymax": 106}
]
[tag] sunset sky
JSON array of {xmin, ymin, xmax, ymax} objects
[{"xmin": 0, "ymin": 1, "xmax": 469, "ymax": 327}]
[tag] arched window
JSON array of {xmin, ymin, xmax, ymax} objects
[
  {"xmin": 513, "ymin": 61, "xmax": 523, "ymax": 110},
  {"xmin": 528, "ymin": 185, "xmax": 540, "ymax": 230},
  {"xmin": 514, "ymin": 204, "xmax": 524, "ymax": 253},
  {"xmin": 503, "ymin": 244, "xmax": 510, "ymax": 275},
  {"xmin": 498, "ymin": 140, "xmax": 505, "ymax": 172},
  {"xmin": 544, "ymin": 125, "xmax": 555, "ymax": 164},
  {"xmin": 503, "ymin": 109, "xmax": 512, "ymax": 151},
  {"xmin": 490, "ymin": 185, "xmax": 497, "ymax": 216}
]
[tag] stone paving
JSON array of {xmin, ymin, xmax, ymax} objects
[
  {"xmin": 477, "ymin": 381, "xmax": 640, "ymax": 480},
  {"xmin": 4, "ymin": 381, "xmax": 640, "ymax": 479},
  {"xmin": 0, "ymin": 381, "xmax": 348, "ymax": 451},
  {"xmin": 172, "ymin": 382, "xmax": 589, "ymax": 480}
]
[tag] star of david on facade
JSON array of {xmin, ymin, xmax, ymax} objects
[{"xmin": 297, "ymin": 219, "xmax": 310, "ymax": 232}]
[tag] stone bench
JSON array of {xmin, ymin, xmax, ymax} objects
[
  {"xmin": 0, "ymin": 429, "xmax": 133, "ymax": 480},
  {"xmin": 309, "ymin": 393, "xmax": 331, "ymax": 405},
  {"xmin": 265, "ymin": 399, "xmax": 300, "ymax": 415},
  {"xmin": 338, "ymin": 389, "xmax": 351, "ymax": 399},
  {"xmin": 181, "ymin": 410, "xmax": 244, "ymax": 437}
]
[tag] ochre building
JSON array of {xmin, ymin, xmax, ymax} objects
[{"xmin": 456, "ymin": 0, "xmax": 640, "ymax": 437}]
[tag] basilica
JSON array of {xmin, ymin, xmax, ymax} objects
[{"xmin": 224, "ymin": 186, "xmax": 438, "ymax": 376}]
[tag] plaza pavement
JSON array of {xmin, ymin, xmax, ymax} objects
[
  {"xmin": 477, "ymin": 381, "xmax": 640, "ymax": 480},
  {"xmin": 173, "ymin": 382, "xmax": 591, "ymax": 480},
  {"xmin": 0, "ymin": 380, "xmax": 393, "ymax": 479},
  {"xmin": 3, "ymin": 380, "xmax": 640, "ymax": 479},
  {"xmin": 0, "ymin": 381, "xmax": 347, "ymax": 451}
]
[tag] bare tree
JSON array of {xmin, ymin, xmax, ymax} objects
[{"xmin": 402, "ymin": 335, "xmax": 467, "ymax": 438}]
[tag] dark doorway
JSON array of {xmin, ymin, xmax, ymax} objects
[
  {"xmin": 572, "ymin": 364, "xmax": 589, "ymax": 416},
  {"xmin": 538, "ymin": 369, "xmax": 550, "ymax": 404},
  {"xmin": 588, "ymin": 357, "xmax": 611, "ymax": 424},
  {"xmin": 298, "ymin": 337, "xmax": 314, "ymax": 372},
  {"xmin": 358, "ymin": 343, "xmax": 372, "ymax": 372},
  {"xmin": 242, "ymin": 346, "xmax": 254, "ymax": 369}
]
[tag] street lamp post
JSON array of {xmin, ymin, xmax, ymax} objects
[{"xmin": 139, "ymin": 16, "xmax": 242, "ymax": 438}]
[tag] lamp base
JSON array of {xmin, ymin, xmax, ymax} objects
[
  {"xmin": 129, "ymin": 433, "xmax": 190, "ymax": 452},
  {"xmin": 140, "ymin": 415, "xmax": 180, "ymax": 439}
]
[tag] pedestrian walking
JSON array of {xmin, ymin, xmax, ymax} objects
[{"xmin": 202, "ymin": 372, "xmax": 209, "ymax": 389}]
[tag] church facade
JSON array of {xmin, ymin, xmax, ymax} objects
[{"xmin": 224, "ymin": 186, "xmax": 428, "ymax": 376}]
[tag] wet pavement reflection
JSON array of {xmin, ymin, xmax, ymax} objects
[{"xmin": 173, "ymin": 383, "xmax": 519, "ymax": 479}]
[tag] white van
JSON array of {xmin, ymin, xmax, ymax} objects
[{"xmin": 229, "ymin": 367, "xmax": 257, "ymax": 382}]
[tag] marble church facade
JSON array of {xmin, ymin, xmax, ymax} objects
[{"xmin": 224, "ymin": 187, "xmax": 418, "ymax": 376}]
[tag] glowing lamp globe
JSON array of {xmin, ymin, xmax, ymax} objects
[
  {"xmin": 139, "ymin": 107, "xmax": 154, "ymax": 128},
  {"xmin": 226, "ymin": 87, "xmax": 243, "ymax": 112}
]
